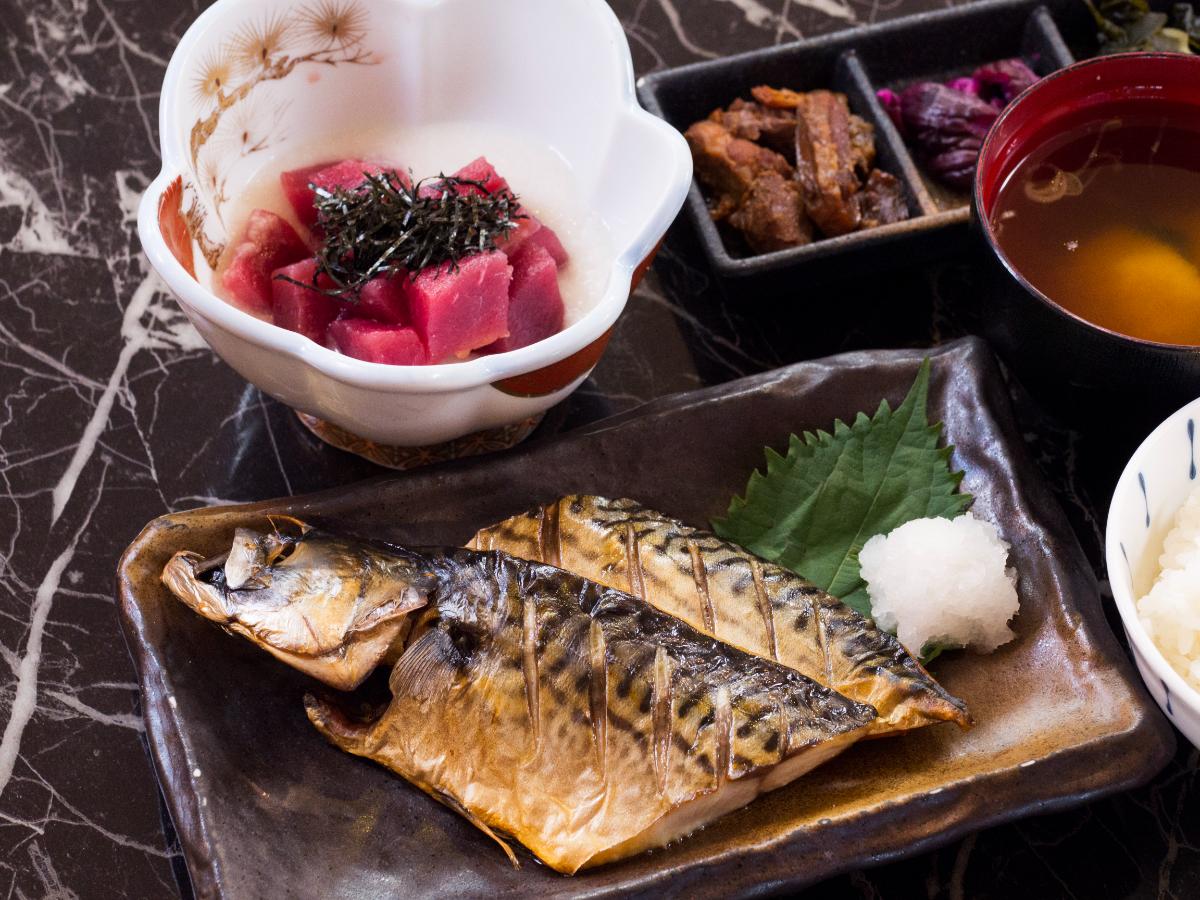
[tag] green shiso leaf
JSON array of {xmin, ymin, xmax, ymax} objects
[
  {"xmin": 918, "ymin": 642, "xmax": 954, "ymax": 665},
  {"xmin": 712, "ymin": 359, "xmax": 973, "ymax": 621}
]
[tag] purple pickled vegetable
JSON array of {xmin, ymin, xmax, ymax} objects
[
  {"xmin": 972, "ymin": 58, "xmax": 1039, "ymax": 107},
  {"xmin": 876, "ymin": 88, "xmax": 903, "ymax": 131},
  {"xmin": 945, "ymin": 76, "xmax": 980, "ymax": 97},
  {"xmin": 897, "ymin": 82, "xmax": 999, "ymax": 189},
  {"xmin": 877, "ymin": 58, "xmax": 1039, "ymax": 190}
]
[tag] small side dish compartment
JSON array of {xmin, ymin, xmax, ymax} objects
[
  {"xmin": 640, "ymin": 42, "xmax": 931, "ymax": 277},
  {"xmin": 637, "ymin": 0, "xmax": 1079, "ymax": 280},
  {"xmin": 858, "ymin": 5, "xmax": 1073, "ymax": 214}
]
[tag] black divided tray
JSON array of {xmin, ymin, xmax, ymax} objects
[{"xmin": 636, "ymin": 0, "xmax": 1139, "ymax": 279}]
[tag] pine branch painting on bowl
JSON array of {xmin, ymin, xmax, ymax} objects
[
  {"xmin": 179, "ymin": 0, "xmax": 380, "ymax": 273},
  {"xmin": 139, "ymin": 0, "xmax": 691, "ymax": 449}
]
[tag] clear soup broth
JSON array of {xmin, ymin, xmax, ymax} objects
[{"xmin": 990, "ymin": 102, "xmax": 1200, "ymax": 345}]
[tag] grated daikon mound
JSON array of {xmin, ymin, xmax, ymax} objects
[
  {"xmin": 1136, "ymin": 483, "xmax": 1200, "ymax": 692},
  {"xmin": 859, "ymin": 513, "xmax": 1019, "ymax": 654}
]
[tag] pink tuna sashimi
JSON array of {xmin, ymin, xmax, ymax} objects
[
  {"xmin": 329, "ymin": 318, "xmax": 428, "ymax": 365},
  {"xmin": 404, "ymin": 251, "xmax": 512, "ymax": 363},
  {"xmin": 221, "ymin": 210, "xmax": 310, "ymax": 315},
  {"xmin": 353, "ymin": 275, "xmax": 408, "ymax": 323},
  {"xmin": 452, "ymin": 156, "xmax": 512, "ymax": 195},
  {"xmin": 281, "ymin": 160, "xmax": 405, "ymax": 231},
  {"xmin": 484, "ymin": 243, "xmax": 564, "ymax": 354},
  {"xmin": 422, "ymin": 157, "xmax": 543, "ymax": 255},
  {"xmin": 271, "ymin": 258, "xmax": 342, "ymax": 344},
  {"xmin": 512, "ymin": 224, "xmax": 569, "ymax": 268},
  {"xmin": 417, "ymin": 157, "xmax": 511, "ymax": 200},
  {"xmin": 499, "ymin": 215, "xmax": 543, "ymax": 256},
  {"xmin": 279, "ymin": 163, "xmax": 330, "ymax": 230}
]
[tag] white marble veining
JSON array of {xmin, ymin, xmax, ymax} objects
[{"xmin": 0, "ymin": 0, "xmax": 1196, "ymax": 897}]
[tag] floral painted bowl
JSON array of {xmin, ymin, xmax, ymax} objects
[
  {"xmin": 137, "ymin": 0, "xmax": 690, "ymax": 447},
  {"xmin": 1108, "ymin": 396, "xmax": 1200, "ymax": 749}
]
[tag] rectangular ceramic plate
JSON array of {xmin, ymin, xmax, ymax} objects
[{"xmin": 117, "ymin": 338, "xmax": 1173, "ymax": 899}]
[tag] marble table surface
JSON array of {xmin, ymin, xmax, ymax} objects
[{"xmin": 1, "ymin": 0, "xmax": 1197, "ymax": 896}]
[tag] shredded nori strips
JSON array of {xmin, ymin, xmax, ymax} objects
[{"xmin": 277, "ymin": 169, "xmax": 526, "ymax": 299}]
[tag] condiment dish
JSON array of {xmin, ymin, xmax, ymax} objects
[
  {"xmin": 137, "ymin": 0, "xmax": 690, "ymax": 447},
  {"xmin": 1108, "ymin": 395, "xmax": 1200, "ymax": 751}
]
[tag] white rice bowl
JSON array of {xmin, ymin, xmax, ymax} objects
[
  {"xmin": 859, "ymin": 513, "xmax": 1019, "ymax": 654},
  {"xmin": 1137, "ymin": 483, "xmax": 1200, "ymax": 691}
]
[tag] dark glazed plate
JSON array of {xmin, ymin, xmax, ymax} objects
[{"xmin": 117, "ymin": 338, "xmax": 1173, "ymax": 899}]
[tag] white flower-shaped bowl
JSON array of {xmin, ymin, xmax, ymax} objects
[
  {"xmin": 1107, "ymin": 396, "xmax": 1200, "ymax": 749},
  {"xmin": 137, "ymin": 0, "xmax": 690, "ymax": 447}
]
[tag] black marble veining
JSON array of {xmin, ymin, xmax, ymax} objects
[{"xmin": 0, "ymin": 0, "xmax": 1195, "ymax": 897}]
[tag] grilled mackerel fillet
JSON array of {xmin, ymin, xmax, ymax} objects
[
  {"xmin": 163, "ymin": 524, "xmax": 877, "ymax": 873},
  {"xmin": 469, "ymin": 495, "xmax": 970, "ymax": 735}
]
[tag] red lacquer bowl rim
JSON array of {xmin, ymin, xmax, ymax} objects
[{"xmin": 974, "ymin": 51, "xmax": 1200, "ymax": 354}]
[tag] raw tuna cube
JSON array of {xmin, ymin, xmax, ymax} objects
[
  {"xmin": 499, "ymin": 215, "xmax": 543, "ymax": 256},
  {"xmin": 416, "ymin": 158, "xmax": 508, "ymax": 200},
  {"xmin": 329, "ymin": 318, "xmax": 428, "ymax": 365},
  {"xmin": 220, "ymin": 210, "xmax": 309, "ymax": 315},
  {"xmin": 440, "ymin": 157, "xmax": 542, "ymax": 255},
  {"xmin": 279, "ymin": 163, "xmax": 330, "ymax": 230},
  {"xmin": 485, "ymin": 243, "xmax": 564, "ymax": 354},
  {"xmin": 271, "ymin": 258, "xmax": 342, "ymax": 344},
  {"xmin": 513, "ymin": 224, "xmax": 569, "ymax": 268},
  {"xmin": 452, "ymin": 156, "xmax": 511, "ymax": 195},
  {"xmin": 353, "ymin": 274, "xmax": 408, "ymax": 323},
  {"xmin": 281, "ymin": 159, "xmax": 402, "ymax": 230},
  {"xmin": 403, "ymin": 251, "xmax": 512, "ymax": 362},
  {"xmin": 243, "ymin": 206, "xmax": 309, "ymax": 254}
]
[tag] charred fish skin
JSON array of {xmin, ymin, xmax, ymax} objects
[
  {"xmin": 307, "ymin": 548, "xmax": 878, "ymax": 875},
  {"xmin": 469, "ymin": 495, "xmax": 970, "ymax": 734},
  {"xmin": 161, "ymin": 525, "xmax": 435, "ymax": 691}
]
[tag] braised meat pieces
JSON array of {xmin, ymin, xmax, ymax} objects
[
  {"xmin": 685, "ymin": 119, "xmax": 808, "ymax": 253},
  {"xmin": 686, "ymin": 120, "xmax": 792, "ymax": 220},
  {"xmin": 711, "ymin": 97, "xmax": 797, "ymax": 159},
  {"xmin": 857, "ymin": 170, "xmax": 909, "ymax": 230},
  {"xmin": 685, "ymin": 86, "xmax": 909, "ymax": 254},
  {"xmin": 729, "ymin": 171, "xmax": 812, "ymax": 252},
  {"xmin": 793, "ymin": 90, "xmax": 867, "ymax": 236}
]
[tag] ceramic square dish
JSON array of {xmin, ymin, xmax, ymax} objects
[{"xmin": 117, "ymin": 338, "xmax": 1172, "ymax": 898}]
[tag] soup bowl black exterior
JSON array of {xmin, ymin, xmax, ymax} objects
[{"xmin": 971, "ymin": 53, "xmax": 1200, "ymax": 428}]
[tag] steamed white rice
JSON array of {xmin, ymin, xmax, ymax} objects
[
  {"xmin": 859, "ymin": 513, "xmax": 1020, "ymax": 654},
  {"xmin": 1136, "ymin": 484, "xmax": 1200, "ymax": 690}
]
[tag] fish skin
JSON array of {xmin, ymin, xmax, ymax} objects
[
  {"xmin": 306, "ymin": 546, "xmax": 877, "ymax": 874},
  {"xmin": 162, "ymin": 524, "xmax": 876, "ymax": 872},
  {"xmin": 161, "ymin": 526, "xmax": 434, "ymax": 691},
  {"xmin": 469, "ymin": 495, "xmax": 971, "ymax": 735},
  {"xmin": 162, "ymin": 524, "xmax": 877, "ymax": 873}
]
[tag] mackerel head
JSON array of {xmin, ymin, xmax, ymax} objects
[{"xmin": 161, "ymin": 520, "xmax": 435, "ymax": 691}]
